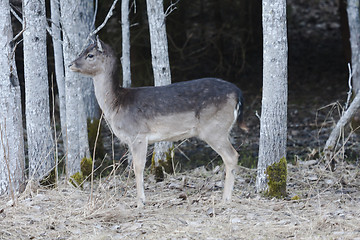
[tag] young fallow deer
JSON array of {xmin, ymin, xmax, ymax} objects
[{"xmin": 70, "ymin": 39, "xmax": 246, "ymax": 208}]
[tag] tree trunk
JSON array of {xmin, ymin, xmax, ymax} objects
[
  {"xmin": 80, "ymin": 3, "xmax": 99, "ymax": 121},
  {"xmin": 50, "ymin": 0, "xmax": 67, "ymax": 147},
  {"xmin": 23, "ymin": 0, "xmax": 54, "ymax": 180},
  {"xmin": 121, "ymin": 0, "xmax": 132, "ymax": 165},
  {"xmin": 60, "ymin": 0, "xmax": 94, "ymax": 176},
  {"xmin": 122, "ymin": 0, "xmax": 131, "ymax": 88},
  {"xmin": 347, "ymin": 0, "xmax": 360, "ymax": 93},
  {"xmin": 146, "ymin": 0, "xmax": 173, "ymax": 177},
  {"xmin": 0, "ymin": 0, "xmax": 25, "ymax": 196},
  {"xmin": 256, "ymin": 0, "xmax": 288, "ymax": 193}
]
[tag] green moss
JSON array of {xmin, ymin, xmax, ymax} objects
[
  {"xmin": 40, "ymin": 168, "xmax": 56, "ymax": 187},
  {"xmin": 291, "ymin": 195, "xmax": 300, "ymax": 201},
  {"xmin": 70, "ymin": 172, "xmax": 85, "ymax": 188},
  {"xmin": 151, "ymin": 146, "xmax": 175, "ymax": 182},
  {"xmin": 151, "ymin": 151, "xmax": 164, "ymax": 182},
  {"xmin": 160, "ymin": 146, "xmax": 175, "ymax": 174},
  {"xmin": 266, "ymin": 157, "xmax": 287, "ymax": 199},
  {"xmin": 69, "ymin": 158, "xmax": 93, "ymax": 188},
  {"xmin": 154, "ymin": 166, "xmax": 165, "ymax": 182},
  {"xmin": 81, "ymin": 157, "xmax": 93, "ymax": 178}
]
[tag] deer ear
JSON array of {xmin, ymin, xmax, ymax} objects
[{"xmin": 96, "ymin": 36, "xmax": 103, "ymax": 52}]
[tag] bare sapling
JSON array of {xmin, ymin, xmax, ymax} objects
[{"xmin": 69, "ymin": 39, "xmax": 247, "ymax": 207}]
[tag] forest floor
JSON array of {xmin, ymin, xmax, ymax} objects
[{"xmin": 1, "ymin": 159, "xmax": 360, "ymax": 240}]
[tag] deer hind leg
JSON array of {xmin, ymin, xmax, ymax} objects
[
  {"xmin": 129, "ymin": 137, "xmax": 148, "ymax": 208},
  {"xmin": 203, "ymin": 135, "xmax": 239, "ymax": 203}
]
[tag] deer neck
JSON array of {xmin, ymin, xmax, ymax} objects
[{"xmin": 92, "ymin": 68, "xmax": 122, "ymax": 118}]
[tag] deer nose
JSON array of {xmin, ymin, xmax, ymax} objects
[{"xmin": 68, "ymin": 62, "xmax": 73, "ymax": 68}]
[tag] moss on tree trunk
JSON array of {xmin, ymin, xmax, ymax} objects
[{"xmin": 265, "ymin": 157, "xmax": 287, "ymax": 198}]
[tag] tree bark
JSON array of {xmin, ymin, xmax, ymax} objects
[
  {"xmin": 146, "ymin": 0, "xmax": 173, "ymax": 174},
  {"xmin": 0, "ymin": 0, "xmax": 25, "ymax": 196},
  {"xmin": 256, "ymin": 0, "xmax": 288, "ymax": 193},
  {"xmin": 121, "ymin": 0, "xmax": 132, "ymax": 165},
  {"xmin": 50, "ymin": 0, "xmax": 67, "ymax": 146},
  {"xmin": 60, "ymin": 0, "xmax": 94, "ymax": 176},
  {"xmin": 122, "ymin": 0, "xmax": 131, "ymax": 88},
  {"xmin": 347, "ymin": 0, "xmax": 360, "ymax": 93},
  {"xmin": 23, "ymin": 0, "xmax": 54, "ymax": 180}
]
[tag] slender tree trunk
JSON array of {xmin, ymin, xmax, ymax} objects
[
  {"xmin": 60, "ymin": 0, "xmax": 94, "ymax": 176},
  {"xmin": 121, "ymin": 0, "xmax": 132, "ymax": 165},
  {"xmin": 81, "ymin": 3, "xmax": 99, "ymax": 121},
  {"xmin": 347, "ymin": 0, "xmax": 360, "ymax": 93},
  {"xmin": 0, "ymin": 0, "xmax": 25, "ymax": 196},
  {"xmin": 146, "ymin": 0, "xmax": 173, "ymax": 177},
  {"xmin": 23, "ymin": 0, "xmax": 54, "ymax": 180},
  {"xmin": 146, "ymin": 0, "xmax": 172, "ymax": 86},
  {"xmin": 122, "ymin": 0, "xmax": 131, "ymax": 88},
  {"xmin": 50, "ymin": 0, "xmax": 67, "ymax": 147},
  {"xmin": 256, "ymin": 0, "xmax": 288, "ymax": 193}
]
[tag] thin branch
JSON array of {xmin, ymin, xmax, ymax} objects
[
  {"xmin": 255, "ymin": 110, "xmax": 261, "ymax": 120},
  {"xmin": 10, "ymin": 20, "xmax": 26, "ymax": 63},
  {"xmin": 12, "ymin": 19, "xmax": 26, "ymax": 42},
  {"xmin": 131, "ymin": 0, "xmax": 137, "ymax": 14},
  {"xmin": 165, "ymin": 0, "xmax": 180, "ymax": 17},
  {"xmin": 90, "ymin": 112, "xmax": 104, "ymax": 205},
  {"xmin": 92, "ymin": 0, "xmax": 99, "ymax": 30},
  {"xmin": 10, "ymin": 6, "xmax": 22, "ymax": 24},
  {"xmin": 81, "ymin": 0, "xmax": 119, "ymax": 51},
  {"xmin": 90, "ymin": 0, "xmax": 119, "ymax": 38},
  {"xmin": 345, "ymin": 63, "xmax": 353, "ymax": 110}
]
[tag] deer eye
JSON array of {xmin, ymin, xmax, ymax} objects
[{"xmin": 87, "ymin": 54, "xmax": 94, "ymax": 59}]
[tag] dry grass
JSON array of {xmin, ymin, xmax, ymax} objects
[{"xmin": 1, "ymin": 160, "xmax": 360, "ymax": 240}]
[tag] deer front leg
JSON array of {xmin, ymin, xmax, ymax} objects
[{"xmin": 129, "ymin": 137, "xmax": 148, "ymax": 208}]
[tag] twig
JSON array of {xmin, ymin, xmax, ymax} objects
[
  {"xmin": 90, "ymin": 113, "xmax": 104, "ymax": 205},
  {"xmin": 12, "ymin": 19, "xmax": 26, "ymax": 43},
  {"xmin": 9, "ymin": 19, "xmax": 26, "ymax": 69},
  {"xmin": 131, "ymin": 0, "xmax": 137, "ymax": 14},
  {"xmin": 255, "ymin": 110, "xmax": 261, "ymax": 120},
  {"xmin": 92, "ymin": 0, "xmax": 99, "ymax": 30},
  {"xmin": 10, "ymin": 6, "xmax": 22, "ymax": 24},
  {"xmin": 165, "ymin": 0, "xmax": 180, "ymax": 17},
  {"xmin": 111, "ymin": 131, "xmax": 116, "ymax": 187},
  {"xmin": 345, "ymin": 63, "xmax": 353, "ymax": 110},
  {"xmin": 81, "ymin": 0, "xmax": 119, "ymax": 51},
  {"xmin": 90, "ymin": 0, "xmax": 119, "ymax": 38}
]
